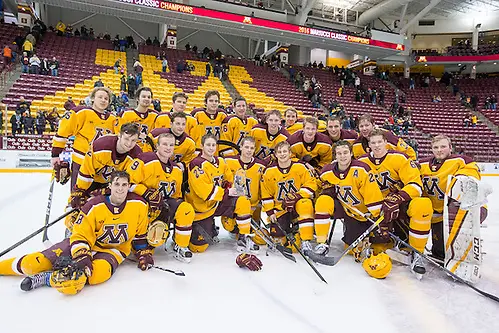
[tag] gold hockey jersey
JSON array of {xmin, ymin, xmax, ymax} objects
[
  {"xmin": 249, "ymin": 124, "xmax": 290, "ymax": 161},
  {"xmin": 319, "ymin": 161, "xmax": 383, "ymax": 221},
  {"xmin": 191, "ymin": 108, "xmax": 227, "ymax": 147},
  {"xmin": 52, "ymin": 106, "xmax": 117, "ymax": 165},
  {"xmin": 287, "ymin": 131, "xmax": 333, "ymax": 168},
  {"xmin": 116, "ymin": 108, "xmax": 158, "ymax": 151},
  {"xmin": 219, "ymin": 115, "xmax": 258, "ymax": 156},
  {"xmin": 224, "ymin": 156, "xmax": 267, "ymax": 208},
  {"xmin": 70, "ymin": 193, "xmax": 149, "ymax": 264},
  {"xmin": 76, "ymin": 135, "xmax": 142, "ymax": 191},
  {"xmin": 153, "ymin": 111, "xmax": 198, "ymax": 140},
  {"xmin": 358, "ymin": 150, "xmax": 423, "ymax": 199},
  {"xmin": 147, "ymin": 128, "xmax": 197, "ymax": 165},
  {"xmin": 352, "ymin": 129, "xmax": 416, "ymax": 161}
]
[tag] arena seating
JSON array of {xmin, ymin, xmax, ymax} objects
[{"xmin": 0, "ymin": 23, "xmax": 25, "ymax": 69}]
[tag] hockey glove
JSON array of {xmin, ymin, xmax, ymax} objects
[
  {"xmin": 236, "ymin": 253, "xmax": 263, "ymax": 271},
  {"xmin": 136, "ymin": 248, "xmax": 154, "ymax": 271},
  {"xmin": 70, "ymin": 187, "xmax": 88, "ymax": 209},
  {"xmin": 321, "ymin": 181, "xmax": 337, "ymax": 198},
  {"xmin": 143, "ymin": 188, "xmax": 164, "ymax": 212},
  {"xmin": 54, "ymin": 161, "xmax": 71, "ymax": 185},
  {"xmin": 89, "ymin": 187, "xmax": 111, "ymax": 198},
  {"xmin": 283, "ymin": 192, "xmax": 302, "ymax": 212},
  {"xmin": 381, "ymin": 191, "xmax": 410, "ymax": 223},
  {"xmin": 221, "ymin": 180, "xmax": 232, "ymax": 190},
  {"xmin": 72, "ymin": 248, "xmax": 93, "ymax": 277}
]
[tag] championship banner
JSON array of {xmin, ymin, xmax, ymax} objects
[
  {"xmin": 167, "ymin": 26, "xmax": 177, "ymax": 49},
  {"xmin": 363, "ymin": 60, "xmax": 377, "ymax": 76},
  {"xmin": 276, "ymin": 46, "xmax": 289, "ymax": 65}
]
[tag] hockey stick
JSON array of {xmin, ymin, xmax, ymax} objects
[
  {"xmin": 250, "ymin": 219, "xmax": 296, "ymax": 262},
  {"xmin": 42, "ymin": 176, "xmax": 56, "ymax": 247},
  {"xmin": 217, "ymin": 139, "xmax": 241, "ymax": 155},
  {"xmin": 0, "ymin": 209, "xmax": 76, "ymax": 258},
  {"xmin": 127, "ymin": 258, "xmax": 185, "ymax": 276},
  {"xmin": 275, "ymin": 214, "xmax": 328, "ymax": 284},
  {"xmin": 305, "ymin": 215, "xmax": 384, "ymax": 266},
  {"xmin": 326, "ymin": 219, "xmax": 337, "ymax": 245}
]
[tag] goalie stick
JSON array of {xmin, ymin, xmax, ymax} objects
[
  {"xmin": 274, "ymin": 215, "xmax": 328, "ymax": 284},
  {"xmin": 250, "ymin": 219, "xmax": 296, "ymax": 262},
  {"xmin": 42, "ymin": 176, "xmax": 56, "ymax": 247},
  {"xmin": 0, "ymin": 209, "xmax": 76, "ymax": 258}
]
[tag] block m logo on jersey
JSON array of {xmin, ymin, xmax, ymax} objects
[
  {"xmin": 337, "ymin": 186, "xmax": 361, "ymax": 206},
  {"xmin": 96, "ymin": 224, "xmax": 129, "ymax": 244},
  {"xmin": 205, "ymin": 126, "xmax": 222, "ymax": 140},
  {"xmin": 276, "ymin": 180, "xmax": 298, "ymax": 201},
  {"xmin": 159, "ymin": 180, "xmax": 177, "ymax": 198},
  {"xmin": 255, "ymin": 146, "xmax": 274, "ymax": 159},
  {"xmin": 374, "ymin": 171, "xmax": 398, "ymax": 191},
  {"xmin": 422, "ymin": 177, "xmax": 445, "ymax": 200}
]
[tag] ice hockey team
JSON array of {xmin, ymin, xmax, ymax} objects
[{"xmin": 0, "ymin": 87, "xmax": 490, "ymax": 295}]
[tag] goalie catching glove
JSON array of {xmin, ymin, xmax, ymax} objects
[
  {"xmin": 236, "ymin": 253, "xmax": 263, "ymax": 271},
  {"xmin": 54, "ymin": 161, "xmax": 70, "ymax": 185}
]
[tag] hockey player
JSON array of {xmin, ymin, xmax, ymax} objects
[
  {"xmin": 153, "ymin": 92, "xmax": 198, "ymax": 141},
  {"xmin": 261, "ymin": 141, "xmax": 317, "ymax": 252},
  {"xmin": 321, "ymin": 116, "xmax": 358, "ymax": 145},
  {"xmin": 219, "ymin": 96, "xmax": 258, "ymax": 156},
  {"xmin": 148, "ymin": 112, "xmax": 197, "ymax": 168},
  {"xmin": 358, "ymin": 129, "xmax": 432, "ymax": 277},
  {"xmin": 314, "ymin": 140, "xmax": 384, "ymax": 256},
  {"xmin": 287, "ymin": 116, "xmax": 333, "ymax": 174},
  {"xmin": 51, "ymin": 87, "xmax": 117, "ymax": 189},
  {"xmin": 116, "ymin": 87, "xmax": 158, "ymax": 151},
  {"xmin": 128, "ymin": 133, "xmax": 195, "ymax": 262},
  {"xmin": 249, "ymin": 109, "xmax": 290, "ymax": 161},
  {"xmin": 284, "ymin": 107, "xmax": 303, "ymax": 135},
  {"xmin": 419, "ymin": 135, "xmax": 487, "ymax": 282},
  {"xmin": 186, "ymin": 134, "xmax": 257, "ymax": 258},
  {"xmin": 0, "ymin": 171, "xmax": 151, "ymax": 294},
  {"xmin": 352, "ymin": 114, "xmax": 416, "ymax": 160},
  {"xmin": 191, "ymin": 90, "xmax": 227, "ymax": 148}
]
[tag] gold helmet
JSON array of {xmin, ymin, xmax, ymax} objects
[
  {"xmin": 362, "ymin": 252, "xmax": 392, "ymax": 279},
  {"xmin": 50, "ymin": 266, "xmax": 87, "ymax": 295}
]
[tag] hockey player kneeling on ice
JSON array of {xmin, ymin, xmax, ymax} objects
[
  {"xmin": 128, "ymin": 133, "xmax": 195, "ymax": 263},
  {"xmin": 358, "ymin": 129, "xmax": 433, "ymax": 279},
  {"xmin": 420, "ymin": 135, "xmax": 490, "ymax": 283},
  {"xmin": 261, "ymin": 141, "xmax": 318, "ymax": 252},
  {"xmin": 314, "ymin": 140, "xmax": 384, "ymax": 256},
  {"xmin": 0, "ymin": 171, "xmax": 152, "ymax": 294},
  {"xmin": 186, "ymin": 134, "xmax": 258, "ymax": 265}
]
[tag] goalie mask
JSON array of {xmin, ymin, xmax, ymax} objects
[
  {"xmin": 147, "ymin": 220, "xmax": 170, "ymax": 247},
  {"xmin": 362, "ymin": 252, "xmax": 392, "ymax": 279},
  {"xmin": 51, "ymin": 265, "xmax": 87, "ymax": 295}
]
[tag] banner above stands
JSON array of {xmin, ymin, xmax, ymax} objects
[{"xmin": 116, "ymin": 0, "xmax": 404, "ymax": 51}]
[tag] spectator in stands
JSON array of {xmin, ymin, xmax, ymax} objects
[
  {"xmin": 162, "ymin": 57, "xmax": 168, "ymax": 72},
  {"xmin": 3, "ymin": 45, "xmax": 12, "ymax": 66},
  {"xmin": 40, "ymin": 58, "xmax": 50, "ymax": 75},
  {"xmin": 318, "ymin": 61, "xmax": 324, "ymax": 69},
  {"xmin": 10, "ymin": 113, "xmax": 22, "ymax": 135},
  {"xmin": 133, "ymin": 58, "xmax": 143, "ymax": 86},
  {"xmin": 74, "ymin": 28, "xmax": 81, "ymax": 37},
  {"xmin": 338, "ymin": 86, "xmax": 343, "ymax": 97},
  {"xmin": 192, "ymin": 45, "xmax": 198, "ymax": 55},
  {"xmin": 409, "ymin": 77, "xmax": 415, "ymax": 89},
  {"xmin": 0, "ymin": 109, "xmax": 3, "ymax": 133},
  {"xmin": 127, "ymin": 74, "xmax": 136, "ymax": 98},
  {"xmin": 50, "ymin": 57, "xmax": 59, "ymax": 76},
  {"xmin": 471, "ymin": 95, "xmax": 478, "ymax": 111},
  {"xmin": 432, "ymin": 95, "xmax": 442, "ymax": 103},
  {"xmin": 471, "ymin": 114, "xmax": 478, "ymax": 127},
  {"xmin": 463, "ymin": 115, "xmax": 470, "ymax": 127},
  {"xmin": 354, "ymin": 75, "xmax": 360, "ymax": 89},
  {"xmin": 185, "ymin": 43, "xmax": 191, "ymax": 51},
  {"xmin": 491, "ymin": 95, "xmax": 497, "ymax": 110},
  {"xmin": 153, "ymin": 37, "xmax": 160, "ymax": 47},
  {"xmin": 64, "ymin": 96, "xmax": 76, "ymax": 111},
  {"xmin": 146, "ymin": 37, "xmax": 152, "ymax": 45},
  {"xmin": 214, "ymin": 48, "xmax": 222, "ymax": 59},
  {"xmin": 35, "ymin": 110, "xmax": 46, "ymax": 135},
  {"xmin": 22, "ymin": 39, "xmax": 33, "ymax": 57},
  {"xmin": 423, "ymin": 76, "xmax": 430, "ymax": 87},
  {"xmin": 152, "ymin": 99, "xmax": 161, "ymax": 112},
  {"xmin": 47, "ymin": 107, "xmax": 59, "ymax": 132},
  {"xmin": 312, "ymin": 61, "xmax": 318, "ymax": 68},
  {"xmin": 65, "ymin": 25, "xmax": 73, "ymax": 37},
  {"xmin": 29, "ymin": 54, "xmax": 41, "ymax": 74},
  {"xmin": 94, "ymin": 78, "xmax": 104, "ymax": 87},
  {"xmin": 120, "ymin": 74, "xmax": 127, "ymax": 92},
  {"xmin": 16, "ymin": 97, "xmax": 30, "ymax": 116},
  {"xmin": 116, "ymin": 91, "xmax": 129, "ymax": 115},
  {"xmin": 114, "ymin": 58, "xmax": 121, "ymax": 74},
  {"xmin": 23, "ymin": 112, "xmax": 34, "ymax": 134}
]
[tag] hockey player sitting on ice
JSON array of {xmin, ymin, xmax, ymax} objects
[
  {"xmin": 352, "ymin": 114, "xmax": 416, "ymax": 160},
  {"xmin": 313, "ymin": 140, "xmax": 384, "ymax": 257},
  {"xmin": 224, "ymin": 136, "xmax": 267, "ymax": 242},
  {"xmin": 191, "ymin": 90, "xmax": 227, "ymax": 149},
  {"xmin": 219, "ymin": 96, "xmax": 258, "ymax": 157},
  {"xmin": 287, "ymin": 116, "xmax": 333, "ymax": 175},
  {"xmin": 320, "ymin": 115, "xmax": 358, "ymax": 146},
  {"xmin": 261, "ymin": 141, "xmax": 318, "ymax": 252},
  {"xmin": 67, "ymin": 123, "xmax": 142, "ymax": 233},
  {"xmin": 51, "ymin": 87, "xmax": 118, "ymax": 189},
  {"xmin": 116, "ymin": 87, "xmax": 158, "ymax": 151},
  {"xmin": 152, "ymin": 92, "xmax": 198, "ymax": 145},
  {"xmin": 249, "ymin": 109, "xmax": 290, "ymax": 162},
  {"xmin": 284, "ymin": 107, "xmax": 303, "ymax": 135},
  {"xmin": 186, "ymin": 134, "xmax": 262, "ymax": 270},
  {"xmin": 148, "ymin": 112, "xmax": 197, "ymax": 168},
  {"xmin": 0, "ymin": 171, "xmax": 151, "ymax": 294},
  {"xmin": 128, "ymin": 133, "xmax": 195, "ymax": 263},
  {"xmin": 358, "ymin": 129, "xmax": 432, "ymax": 278},
  {"xmin": 419, "ymin": 135, "xmax": 489, "ymax": 283}
]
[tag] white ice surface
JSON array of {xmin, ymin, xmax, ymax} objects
[{"xmin": 0, "ymin": 173, "xmax": 498, "ymax": 333}]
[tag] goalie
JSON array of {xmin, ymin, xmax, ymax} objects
[{"xmin": 420, "ymin": 135, "xmax": 490, "ymax": 283}]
